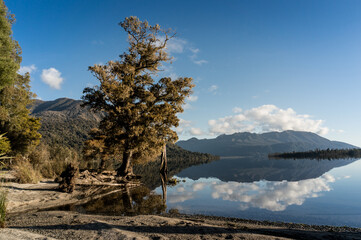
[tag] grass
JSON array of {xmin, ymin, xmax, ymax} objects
[
  {"xmin": 0, "ymin": 188, "xmax": 6, "ymax": 228},
  {"xmin": 13, "ymin": 157, "xmax": 42, "ymax": 184}
]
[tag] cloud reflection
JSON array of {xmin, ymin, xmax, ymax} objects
[
  {"xmin": 167, "ymin": 174, "xmax": 336, "ymax": 211},
  {"xmin": 211, "ymin": 174, "xmax": 335, "ymax": 211}
]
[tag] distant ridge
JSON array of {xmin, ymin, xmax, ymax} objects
[{"xmin": 176, "ymin": 131, "xmax": 357, "ymax": 156}]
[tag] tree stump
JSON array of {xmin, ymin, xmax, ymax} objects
[{"xmin": 58, "ymin": 163, "xmax": 78, "ymax": 193}]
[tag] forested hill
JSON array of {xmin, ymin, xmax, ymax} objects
[
  {"xmin": 29, "ymin": 98, "xmax": 217, "ymax": 164},
  {"xmin": 30, "ymin": 98, "xmax": 104, "ymax": 151},
  {"xmin": 177, "ymin": 131, "xmax": 357, "ymax": 157}
]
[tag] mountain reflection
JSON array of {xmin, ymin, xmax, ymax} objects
[{"xmin": 176, "ymin": 157, "xmax": 356, "ymax": 182}]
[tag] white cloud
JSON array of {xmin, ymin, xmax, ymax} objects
[
  {"xmin": 208, "ymin": 85, "xmax": 218, "ymax": 93},
  {"xmin": 183, "ymin": 95, "xmax": 198, "ymax": 110},
  {"xmin": 208, "ymin": 105, "xmax": 330, "ymax": 136},
  {"xmin": 189, "ymin": 48, "xmax": 199, "ymax": 54},
  {"xmin": 190, "ymin": 128, "xmax": 203, "ymax": 136},
  {"xmin": 176, "ymin": 119, "xmax": 204, "ymax": 137},
  {"xmin": 187, "ymin": 95, "xmax": 198, "ymax": 102},
  {"xmin": 157, "ymin": 37, "xmax": 187, "ymax": 54},
  {"xmin": 193, "ymin": 59, "xmax": 208, "ymax": 65},
  {"xmin": 189, "ymin": 48, "xmax": 208, "ymax": 65},
  {"xmin": 18, "ymin": 64, "xmax": 37, "ymax": 75},
  {"xmin": 232, "ymin": 107, "xmax": 243, "ymax": 113},
  {"xmin": 41, "ymin": 68, "xmax": 64, "ymax": 90},
  {"xmin": 176, "ymin": 118, "xmax": 192, "ymax": 135}
]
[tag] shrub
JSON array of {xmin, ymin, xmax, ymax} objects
[
  {"xmin": 28, "ymin": 143, "xmax": 80, "ymax": 179},
  {"xmin": 0, "ymin": 188, "xmax": 6, "ymax": 228},
  {"xmin": 13, "ymin": 157, "xmax": 42, "ymax": 183}
]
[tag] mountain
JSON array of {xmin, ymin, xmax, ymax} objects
[
  {"xmin": 176, "ymin": 131, "xmax": 357, "ymax": 157},
  {"xmin": 30, "ymin": 98, "xmax": 104, "ymax": 151}
]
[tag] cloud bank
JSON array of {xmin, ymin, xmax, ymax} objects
[
  {"xmin": 41, "ymin": 68, "xmax": 64, "ymax": 89},
  {"xmin": 208, "ymin": 105, "xmax": 329, "ymax": 136}
]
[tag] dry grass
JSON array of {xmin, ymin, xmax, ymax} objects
[
  {"xmin": 13, "ymin": 157, "xmax": 42, "ymax": 184},
  {"xmin": 0, "ymin": 188, "xmax": 6, "ymax": 228}
]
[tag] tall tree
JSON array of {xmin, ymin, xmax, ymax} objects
[
  {"xmin": 0, "ymin": 0, "xmax": 41, "ymax": 154},
  {"xmin": 0, "ymin": 0, "xmax": 20, "ymax": 89},
  {"xmin": 82, "ymin": 16, "xmax": 194, "ymax": 177}
]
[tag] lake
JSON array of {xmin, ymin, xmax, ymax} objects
[{"xmin": 67, "ymin": 156, "xmax": 361, "ymax": 228}]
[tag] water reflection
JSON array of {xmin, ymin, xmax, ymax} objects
[
  {"xmin": 52, "ymin": 157, "xmax": 361, "ymax": 227},
  {"xmin": 55, "ymin": 184, "xmax": 166, "ymax": 216},
  {"xmin": 168, "ymin": 174, "xmax": 336, "ymax": 212},
  {"xmin": 176, "ymin": 156, "xmax": 356, "ymax": 182}
]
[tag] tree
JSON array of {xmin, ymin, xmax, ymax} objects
[
  {"xmin": 0, "ymin": 0, "xmax": 41, "ymax": 154},
  {"xmin": 82, "ymin": 16, "xmax": 194, "ymax": 177},
  {"xmin": 0, "ymin": 0, "xmax": 21, "ymax": 89}
]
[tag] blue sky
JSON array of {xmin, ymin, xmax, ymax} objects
[{"xmin": 6, "ymin": 0, "xmax": 361, "ymax": 146}]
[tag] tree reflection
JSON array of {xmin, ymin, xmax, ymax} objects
[{"xmin": 81, "ymin": 183, "xmax": 166, "ymax": 215}]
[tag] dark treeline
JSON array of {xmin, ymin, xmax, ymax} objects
[
  {"xmin": 269, "ymin": 148, "xmax": 361, "ymax": 160},
  {"xmin": 134, "ymin": 144, "xmax": 219, "ymax": 189}
]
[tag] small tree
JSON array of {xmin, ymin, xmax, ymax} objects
[{"xmin": 82, "ymin": 16, "xmax": 194, "ymax": 177}]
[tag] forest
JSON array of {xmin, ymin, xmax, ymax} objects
[{"xmin": 269, "ymin": 148, "xmax": 361, "ymax": 160}]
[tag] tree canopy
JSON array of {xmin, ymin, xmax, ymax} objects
[
  {"xmin": 82, "ymin": 16, "xmax": 194, "ymax": 177},
  {"xmin": 0, "ymin": 0, "xmax": 41, "ymax": 154}
]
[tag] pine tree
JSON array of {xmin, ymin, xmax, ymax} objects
[
  {"xmin": 82, "ymin": 16, "xmax": 194, "ymax": 177},
  {"xmin": 0, "ymin": 0, "xmax": 41, "ymax": 154}
]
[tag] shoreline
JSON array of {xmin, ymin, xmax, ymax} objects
[
  {"xmin": 5, "ymin": 210, "xmax": 361, "ymax": 240},
  {"xmin": 2, "ymin": 180, "xmax": 361, "ymax": 239}
]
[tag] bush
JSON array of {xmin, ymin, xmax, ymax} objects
[
  {"xmin": 13, "ymin": 157, "xmax": 42, "ymax": 183},
  {"xmin": 0, "ymin": 188, "xmax": 6, "ymax": 228},
  {"xmin": 28, "ymin": 143, "xmax": 80, "ymax": 179}
]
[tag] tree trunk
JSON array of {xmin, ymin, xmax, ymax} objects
[
  {"xmin": 98, "ymin": 159, "xmax": 106, "ymax": 173},
  {"xmin": 160, "ymin": 144, "xmax": 168, "ymax": 174},
  {"xmin": 122, "ymin": 184, "xmax": 134, "ymax": 214},
  {"xmin": 117, "ymin": 150, "xmax": 133, "ymax": 177},
  {"xmin": 160, "ymin": 172, "xmax": 167, "ymax": 205}
]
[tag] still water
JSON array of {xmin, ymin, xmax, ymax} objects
[
  {"xmin": 157, "ymin": 157, "xmax": 361, "ymax": 227},
  {"xmin": 66, "ymin": 157, "xmax": 361, "ymax": 227}
]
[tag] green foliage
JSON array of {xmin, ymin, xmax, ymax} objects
[
  {"xmin": 0, "ymin": 1, "xmax": 41, "ymax": 155},
  {"xmin": 0, "ymin": 188, "xmax": 6, "ymax": 228},
  {"xmin": 0, "ymin": 73, "xmax": 41, "ymax": 154},
  {"xmin": 0, "ymin": 133, "xmax": 10, "ymax": 155},
  {"xmin": 0, "ymin": 0, "xmax": 21, "ymax": 89},
  {"xmin": 82, "ymin": 16, "xmax": 194, "ymax": 176}
]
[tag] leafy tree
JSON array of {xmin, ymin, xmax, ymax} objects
[
  {"xmin": 0, "ymin": 1, "xmax": 41, "ymax": 154},
  {"xmin": 82, "ymin": 16, "xmax": 194, "ymax": 177},
  {"xmin": 0, "ymin": 0, "xmax": 21, "ymax": 89}
]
